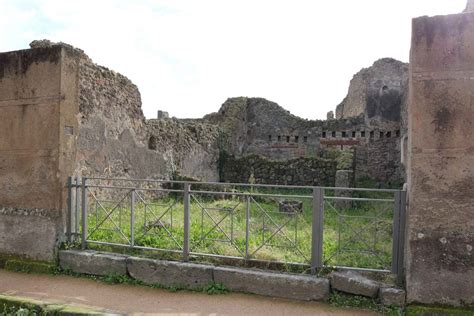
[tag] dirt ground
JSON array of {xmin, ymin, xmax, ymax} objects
[{"xmin": 0, "ymin": 269, "xmax": 378, "ymax": 315}]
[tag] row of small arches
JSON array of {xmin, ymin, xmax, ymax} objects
[
  {"xmin": 267, "ymin": 130, "xmax": 401, "ymax": 143},
  {"xmin": 322, "ymin": 130, "xmax": 401, "ymax": 139},
  {"xmin": 268, "ymin": 135, "xmax": 308, "ymax": 143}
]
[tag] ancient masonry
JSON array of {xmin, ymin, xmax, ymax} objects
[
  {"xmin": 0, "ymin": 2, "xmax": 473, "ymax": 308},
  {"xmin": 30, "ymin": 40, "xmax": 408, "ymax": 189},
  {"xmin": 0, "ymin": 39, "xmax": 407, "ymax": 260}
]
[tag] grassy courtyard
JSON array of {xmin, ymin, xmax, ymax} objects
[{"xmin": 82, "ymin": 184, "xmax": 395, "ymax": 271}]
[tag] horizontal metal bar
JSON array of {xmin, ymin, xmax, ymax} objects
[
  {"xmin": 86, "ymin": 240, "xmax": 183, "ymax": 254},
  {"xmin": 188, "ymin": 251, "xmax": 243, "ymax": 260},
  {"xmin": 190, "ymin": 190, "xmax": 312, "ymax": 199},
  {"xmin": 325, "ymin": 196, "xmax": 394, "ymax": 202},
  {"xmin": 86, "ymin": 185, "xmax": 183, "ymax": 193},
  {"xmin": 85, "ymin": 176, "xmax": 402, "ymax": 193},
  {"xmin": 86, "ymin": 184, "xmax": 394, "ymax": 201},
  {"xmin": 325, "ymin": 265, "xmax": 391, "ymax": 273},
  {"xmin": 322, "ymin": 187, "xmax": 400, "ymax": 193},
  {"xmin": 189, "ymin": 251, "xmax": 310, "ymax": 267}
]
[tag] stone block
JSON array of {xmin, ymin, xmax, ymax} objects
[
  {"xmin": 126, "ymin": 257, "xmax": 213, "ymax": 289},
  {"xmin": 59, "ymin": 250, "xmax": 127, "ymax": 276},
  {"xmin": 213, "ymin": 266, "xmax": 330, "ymax": 301},
  {"xmin": 0, "ymin": 210, "xmax": 59, "ymax": 262},
  {"xmin": 334, "ymin": 170, "xmax": 354, "ymax": 209},
  {"xmin": 278, "ymin": 200, "xmax": 303, "ymax": 214},
  {"xmin": 330, "ymin": 270, "xmax": 379, "ymax": 298},
  {"xmin": 379, "ymin": 287, "xmax": 406, "ymax": 306}
]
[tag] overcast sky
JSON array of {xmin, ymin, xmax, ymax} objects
[{"xmin": 0, "ymin": 0, "xmax": 467, "ymax": 119}]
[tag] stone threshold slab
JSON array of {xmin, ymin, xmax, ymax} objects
[{"xmin": 59, "ymin": 249, "xmax": 330, "ymax": 301}]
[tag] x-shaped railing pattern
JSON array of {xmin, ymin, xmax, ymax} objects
[
  {"xmin": 134, "ymin": 191, "xmax": 182, "ymax": 249},
  {"xmin": 72, "ymin": 177, "xmax": 403, "ymax": 275},
  {"xmin": 87, "ymin": 188, "xmax": 131, "ymax": 244},
  {"xmin": 191, "ymin": 194, "xmax": 244, "ymax": 256},
  {"xmin": 323, "ymin": 199, "xmax": 392, "ymax": 268},
  {"xmin": 249, "ymin": 197, "xmax": 309, "ymax": 261}
]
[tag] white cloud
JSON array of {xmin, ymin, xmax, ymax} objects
[{"xmin": 0, "ymin": 0, "xmax": 467, "ymax": 119}]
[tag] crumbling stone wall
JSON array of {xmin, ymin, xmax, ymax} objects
[
  {"xmin": 203, "ymin": 97, "xmax": 403, "ymax": 184},
  {"xmin": 220, "ymin": 154, "xmax": 337, "ymax": 186},
  {"xmin": 147, "ymin": 119, "xmax": 220, "ymax": 181},
  {"xmin": 67, "ymin": 41, "xmax": 219, "ymax": 182},
  {"xmin": 335, "ymin": 58, "xmax": 408, "ymax": 128}
]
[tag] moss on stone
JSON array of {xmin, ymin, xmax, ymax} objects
[
  {"xmin": 4, "ymin": 259, "xmax": 56, "ymax": 274},
  {"xmin": 0, "ymin": 295, "xmax": 45, "ymax": 313},
  {"xmin": 0, "ymin": 294, "xmax": 109, "ymax": 315},
  {"xmin": 406, "ymin": 304, "xmax": 474, "ymax": 316}
]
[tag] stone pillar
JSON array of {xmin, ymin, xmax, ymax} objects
[
  {"xmin": 0, "ymin": 45, "xmax": 79, "ymax": 261},
  {"xmin": 157, "ymin": 110, "xmax": 169, "ymax": 119},
  {"xmin": 334, "ymin": 170, "xmax": 354, "ymax": 209},
  {"xmin": 406, "ymin": 11, "xmax": 474, "ymax": 305}
]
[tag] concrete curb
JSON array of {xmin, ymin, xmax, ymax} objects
[
  {"xmin": 0, "ymin": 294, "xmax": 115, "ymax": 315},
  {"xmin": 214, "ymin": 266, "xmax": 330, "ymax": 301},
  {"xmin": 58, "ymin": 250, "xmax": 331, "ymax": 301},
  {"xmin": 59, "ymin": 250, "xmax": 128, "ymax": 276},
  {"xmin": 57, "ymin": 250, "xmax": 408, "ymax": 305},
  {"xmin": 127, "ymin": 256, "xmax": 213, "ymax": 289}
]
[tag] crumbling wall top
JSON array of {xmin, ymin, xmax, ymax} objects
[{"xmin": 464, "ymin": 0, "xmax": 474, "ymax": 12}]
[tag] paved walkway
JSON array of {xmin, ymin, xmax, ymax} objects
[{"xmin": 0, "ymin": 269, "xmax": 378, "ymax": 315}]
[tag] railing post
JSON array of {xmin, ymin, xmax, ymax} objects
[
  {"xmin": 66, "ymin": 176, "xmax": 73, "ymax": 243},
  {"xmin": 81, "ymin": 177, "xmax": 88, "ymax": 250},
  {"xmin": 245, "ymin": 195, "xmax": 250, "ymax": 260},
  {"xmin": 392, "ymin": 190, "xmax": 407, "ymax": 285},
  {"xmin": 311, "ymin": 187, "xmax": 324, "ymax": 274},
  {"xmin": 392, "ymin": 191, "xmax": 401, "ymax": 275},
  {"xmin": 75, "ymin": 177, "xmax": 81, "ymax": 235},
  {"xmin": 183, "ymin": 182, "xmax": 191, "ymax": 262},
  {"xmin": 130, "ymin": 189, "xmax": 135, "ymax": 248}
]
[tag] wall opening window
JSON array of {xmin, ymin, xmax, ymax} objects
[
  {"xmin": 332, "ymin": 131, "xmax": 336, "ymax": 137},
  {"xmin": 361, "ymin": 131, "xmax": 366, "ymax": 138},
  {"xmin": 277, "ymin": 135, "xmax": 281, "ymax": 142},
  {"xmin": 148, "ymin": 136, "xmax": 158, "ymax": 150},
  {"xmin": 370, "ymin": 131, "xmax": 374, "ymax": 139},
  {"xmin": 295, "ymin": 136, "xmax": 299, "ymax": 143},
  {"xmin": 380, "ymin": 131, "xmax": 384, "ymax": 138},
  {"xmin": 268, "ymin": 135, "xmax": 272, "ymax": 141},
  {"xmin": 286, "ymin": 136, "xmax": 290, "ymax": 143},
  {"xmin": 303, "ymin": 136, "xmax": 308, "ymax": 143},
  {"xmin": 342, "ymin": 131, "xmax": 347, "ymax": 138},
  {"xmin": 322, "ymin": 131, "xmax": 326, "ymax": 138},
  {"xmin": 396, "ymin": 130, "xmax": 400, "ymax": 137},
  {"xmin": 386, "ymin": 131, "xmax": 392, "ymax": 138},
  {"xmin": 352, "ymin": 131, "xmax": 356, "ymax": 138}
]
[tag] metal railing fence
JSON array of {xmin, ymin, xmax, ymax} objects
[{"xmin": 66, "ymin": 177, "xmax": 406, "ymax": 278}]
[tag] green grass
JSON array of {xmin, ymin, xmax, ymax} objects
[
  {"xmin": 82, "ymin": 185, "xmax": 396, "ymax": 271},
  {"xmin": 329, "ymin": 291, "xmax": 405, "ymax": 315}
]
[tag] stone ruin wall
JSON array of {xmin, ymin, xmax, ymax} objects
[
  {"xmin": 0, "ymin": 40, "xmax": 407, "ymax": 262},
  {"xmin": 0, "ymin": 41, "xmax": 222, "ymax": 262},
  {"xmin": 220, "ymin": 154, "xmax": 337, "ymax": 186},
  {"xmin": 336, "ymin": 58, "xmax": 409, "ymax": 131},
  {"xmin": 67, "ymin": 42, "xmax": 406, "ymax": 187},
  {"xmin": 55, "ymin": 41, "xmax": 220, "ymax": 182},
  {"xmin": 204, "ymin": 94, "xmax": 404, "ymax": 186}
]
